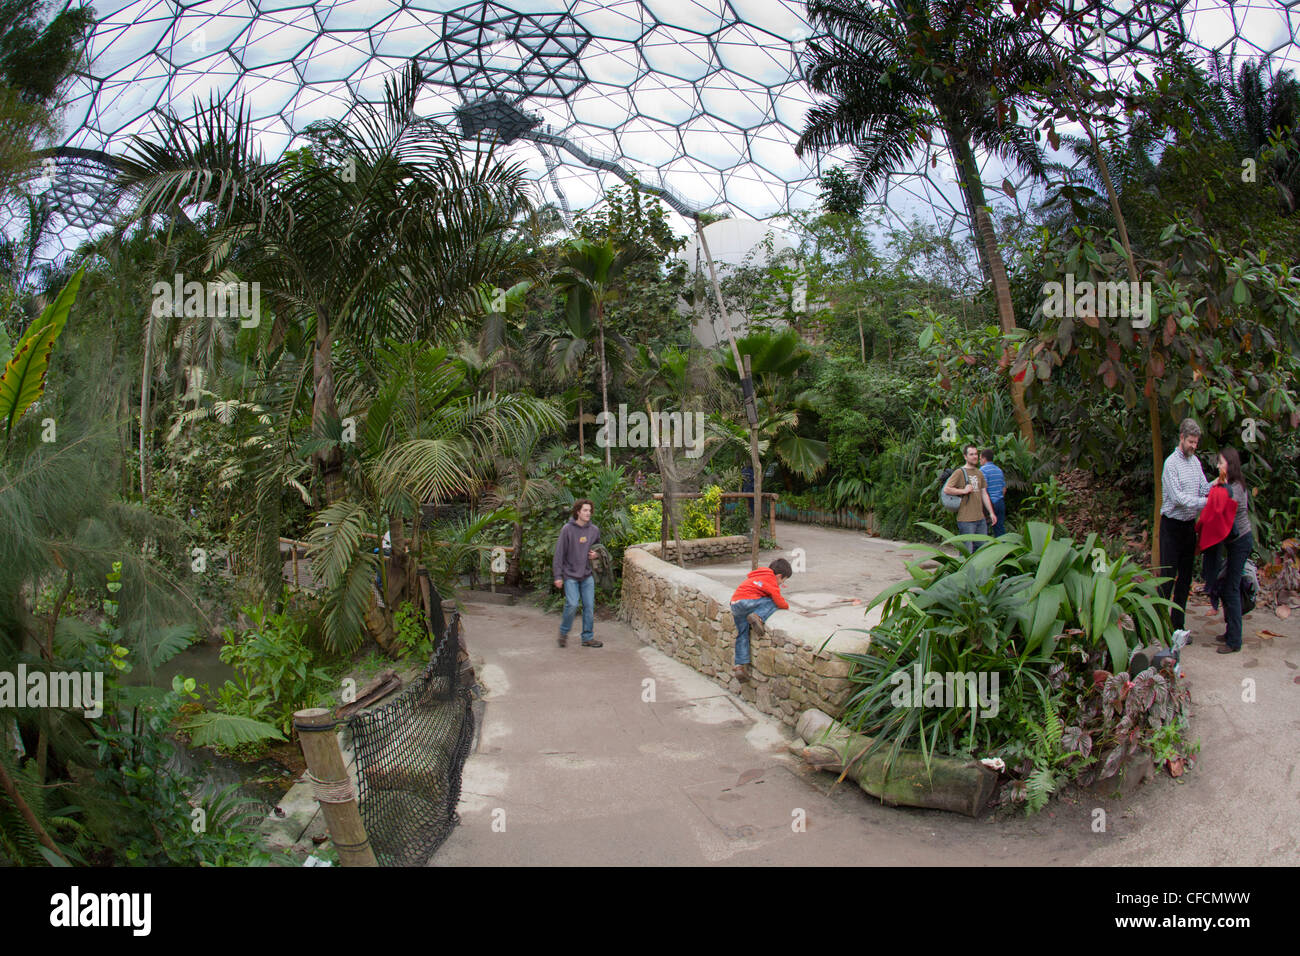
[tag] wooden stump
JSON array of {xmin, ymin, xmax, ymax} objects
[{"xmin": 796, "ymin": 708, "xmax": 997, "ymax": 817}]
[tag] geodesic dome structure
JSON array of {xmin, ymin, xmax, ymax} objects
[{"xmin": 38, "ymin": 0, "xmax": 1300, "ymax": 255}]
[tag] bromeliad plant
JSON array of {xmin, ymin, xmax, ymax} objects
[{"xmin": 834, "ymin": 521, "xmax": 1176, "ymax": 775}]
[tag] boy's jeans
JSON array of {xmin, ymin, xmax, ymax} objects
[
  {"xmin": 730, "ymin": 596, "xmax": 777, "ymax": 665},
  {"xmin": 561, "ymin": 574, "xmax": 595, "ymax": 643}
]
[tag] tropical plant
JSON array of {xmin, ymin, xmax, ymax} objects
[
  {"xmin": 115, "ymin": 61, "xmax": 535, "ymax": 503},
  {"xmin": 481, "ymin": 426, "xmax": 564, "ymax": 588},
  {"xmin": 1022, "ymin": 475, "xmax": 1068, "ymax": 525},
  {"xmin": 0, "ymin": 266, "xmax": 81, "ymax": 454},
  {"xmin": 552, "ymin": 237, "xmax": 648, "ymax": 466},
  {"xmin": 834, "ymin": 521, "xmax": 1174, "ymax": 775},
  {"xmin": 193, "ymin": 597, "xmax": 331, "ymax": 740},
  {"xmin": 308, "ymin": 341, "xmax": 562, "ymax": 652},
  {"xmin": 715, "ymin": 327, "xmax": 829, "ymax": 480}
]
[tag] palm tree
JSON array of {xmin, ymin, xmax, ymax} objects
[
  {"xmin": 458, "ymin": 279, "xmax": 532, "ymax": 397},
  {"xmin": 1206, "ymin": 53, "xmax": 1300, "ymax": 212},
  {"xmin": 795, "ymin": 0, "xmax": 1055, "ymax": 446},
  {"xmin": 115, "ymin": 62, "xmax": 534, "ymax": 503},
  {"xmin": 533, "ymin": 285, "xmax": 601, "ymax": 456},
  {"xmin": 309, "ymin": 341, "xmax": 563, "ymax": 653},
  {"xmin": 481, "ymin": 427, "xmax": 565, "ymax": 588},
  {"xmin": 715, "ymin": 328, "xmax": 829, "ymax": 480},
  {"xmin": 552, "ymin": 237, "xmax": 647, "ymax": 466}
]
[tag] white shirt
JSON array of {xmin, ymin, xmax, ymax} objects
[{"xmin": 1161, "ymin": 449, "xmax": 1209, "ymax": 521}]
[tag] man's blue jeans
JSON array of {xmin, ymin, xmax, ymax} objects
[
  {"xmin": 731, "ymin": 596, "xmax": 777, "ymax": 665},
  {"xmin": 956, "ymin": 519, "xmax": 988, "ymax": 553},
  {"xmin": 991, "ymin": 498, "xmax": 1007, "ymax": 537},
  {"xmin": 561, "ymin": 574, "xmax": 595, "ymax": 643}
]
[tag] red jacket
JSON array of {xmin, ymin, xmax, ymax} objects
[
  {"xmin": 730, "ymin": 568, "xmax": 789, "ymax": 609},
  {"xmin": 1196, "ymin": 484, "xmax": 1238, "ymax": 553}
]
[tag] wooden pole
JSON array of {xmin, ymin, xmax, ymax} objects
[
  {"xmin": 695, "ymin": 216, "xmax": 763, "ymax": 570},
  {"xmin": 294, "ymin": 708, "xmax": 378, "ymax": 867}
]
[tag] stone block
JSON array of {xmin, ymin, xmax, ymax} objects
[{"xmin": 814, "ymin": 658, "xmax": 853, "ymax": 679}]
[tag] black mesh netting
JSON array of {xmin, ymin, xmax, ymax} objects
[{"xmin": 346, "ymin": 611, "xmax": 474, "ymax": 866}]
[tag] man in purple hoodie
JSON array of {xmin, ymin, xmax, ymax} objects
[{"xmin": 553, "ymin": 499, "xmax": 602, "ymax": 647}]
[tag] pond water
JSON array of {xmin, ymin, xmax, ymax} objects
[
  {"xmin": 126, "ymin": 639, "xmax": 294, "ymax": 807},
  {"xmin": 125, "ymin": 638, "xmax": 238, "ymax": 693}
]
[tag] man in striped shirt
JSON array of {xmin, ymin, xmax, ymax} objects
[
  {"xmin": 980, "ymin": 449, "xmax": 1007, "ymax": 538},
  {"xmin": 1159, "ymin": 419, "xmax": 1211, "ymax": 633}
]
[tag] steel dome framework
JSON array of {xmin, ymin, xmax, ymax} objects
[{"xmin": 36, "ymin": 0, "xmax": 1300, "ymax": 252}]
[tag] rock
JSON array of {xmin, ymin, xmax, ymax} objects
[{"xmin": 814, "ymin": 657, "xmax": 852, "ymax": 679}]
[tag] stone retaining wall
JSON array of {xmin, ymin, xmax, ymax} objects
[
  {"xmin": 620, "ymin": 542, "xmax": 870, "ymax": 728},
  {"xmin": 635, "ymin": 535, "xmax": 752, "ymax": 565}
]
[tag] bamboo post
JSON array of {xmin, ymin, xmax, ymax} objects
[
  {"xmin": 292, "ymin": 544, "xmax": 300, "ymax": 589},
  {"xmin": 293, "ymin": 708, "xmax": 377, "ymax": 867}
]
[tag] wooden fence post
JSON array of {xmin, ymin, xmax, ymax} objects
[{"xmin": 294, "ymin": 708, "xmax": 377, "ymax": 867}]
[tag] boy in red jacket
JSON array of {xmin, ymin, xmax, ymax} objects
[{"xmin": 729, "ymin": 558, "xmax": 792, "ymax": 682}]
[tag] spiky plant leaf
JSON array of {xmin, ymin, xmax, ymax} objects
[{"xmin": 0, "ymin": 268, "xmax": 83, "ymax": 445}]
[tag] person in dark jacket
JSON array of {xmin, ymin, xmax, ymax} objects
[
  {"xmin": 728, "ymin": 558, "xmax": 792, "ymax": 682},
  {"xmin": 553, "ymin": 499, "xmax": 602, "ymax": 647}
]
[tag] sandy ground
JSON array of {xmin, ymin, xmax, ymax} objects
[{"xmin": 432, "ymin": 524, "xmax": 1300, "ymax": 866}]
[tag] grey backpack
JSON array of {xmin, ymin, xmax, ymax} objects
[{"xmin": 941, "ymin": 468, "xmax": 966, "ymax": 513}]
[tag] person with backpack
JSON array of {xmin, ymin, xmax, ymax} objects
[{"xmin": 942, "ymin": 444, "xmax": 997, "ymax": 553}]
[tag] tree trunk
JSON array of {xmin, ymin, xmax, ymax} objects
[
  {"xmin": 312, "ymin": 318, "xmax": 343, "ymax": 503},
  {"xmin": 974, "ymin": 206, "xmax": 1036, "ymax": 449},
  {"xmin": 506, "ymin": 519, "xmax": 523, "ymax": 588},
  {"xmin": 1047, "ymin": 44, "xmax": 1157, "ymax": 563},
  {"xmin": 0, "ymin": 757, "xmax": 69, "ymax": 863},
  {"xmin": 947, "ymin": 125, "xmax": 1035, "ymax": 450},
  {"xmin": 386, "ymin": 514, "xmax": 410, "ymax": 611},
  {"xmin": 596, "ymin": 302, "xmax": 611, "ymax": 468},
  {"xmin": 796, "ymin": 709, "xmax": 997, "ymax": 817},
  {"xmin": 695, "ymin": 216, "xmax": 764, "ymax": 570},
  {"xmin": 139, "ymin": 309, "xmax": 154, "ymax": 502},
  {"xmin": 577, "ymin": 397, "xmax": 585, "ymax": 456},
  {"xmin": 1149, "ymin": 393, "xmax": 1163, "ymax": 568}
]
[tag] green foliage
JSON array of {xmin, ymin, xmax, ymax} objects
[
  {"xmin": 1022, "ymin": 476, "xmax": 1068, "ymax": 525},
  {"xmin": 1145, "ymin": 716, "xmax": 1200, "ymax": 769},
  {"xmin": 835, "ymin": 521, "xmax": 1174, "ymax": 779},
  {"xmin": 626, "ymin": 485, "xmax": 723, "ymax": 543},
  {"xmin": 0, "ymin": 267, "xmax": 81, "ymax": 452},
  {"xmin": 87, "ymin": 676, "xmax": 283, "ymax": 866},
  {"xmin": 391, "ymin": 601, "xmax": 434, "ymax": 661},
  {"xmin": 1014, "ymin": 689, "xmax": 1094, "ymax": 815},
  {"xmin": 201, "ymin": 597, "xmax": 334, "ymax": 740}
]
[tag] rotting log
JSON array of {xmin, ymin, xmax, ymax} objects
[{"xmin": 796, "ymin": 708, "xmax": 997, "ymax": 817}]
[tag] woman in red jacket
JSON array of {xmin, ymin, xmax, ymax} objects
[{"xmin": 1200, "ymin": 447, "xmax": 1253, "ymax": 654}]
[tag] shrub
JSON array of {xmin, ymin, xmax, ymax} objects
[{"xmin": 834, "ymin": 521, "xmax": 1183, "ymax": 808}]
